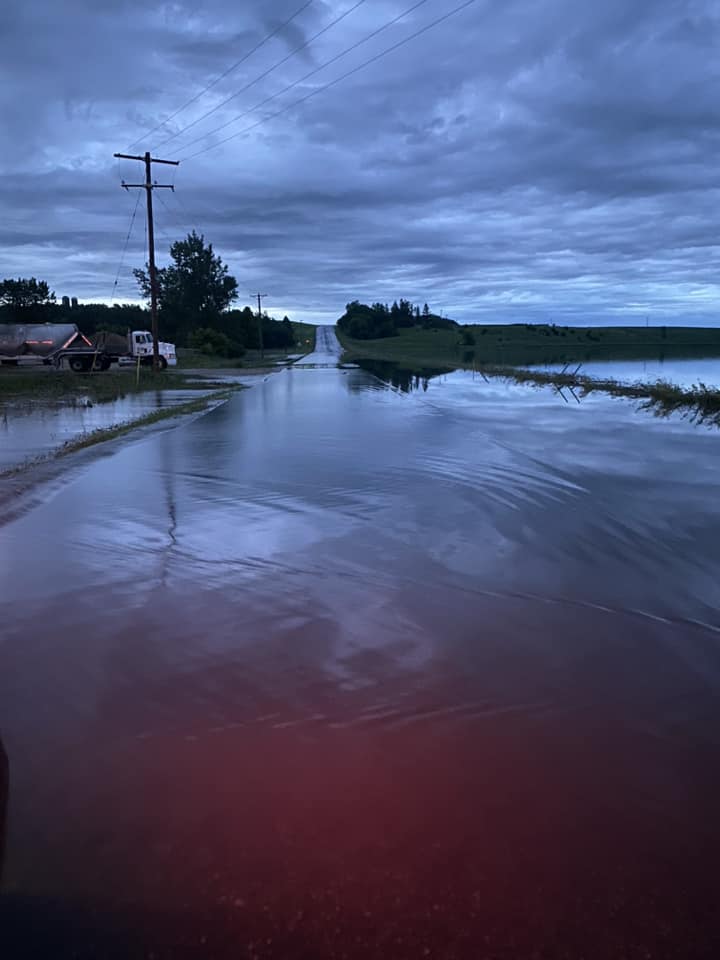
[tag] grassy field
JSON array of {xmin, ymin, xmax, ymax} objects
[
  {"xmin": 0, "ymin": 368, "xmax": 236, "ymax": 404},
  {"xmin": 337, "ymin": 324, "xmax": 720, "ymax": 369},
  {"xmin": 338, "ymin": 324, "xmax": 720, "ymax": 426}
]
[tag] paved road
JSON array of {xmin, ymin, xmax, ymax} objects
[
  {"xmin": 296, "ymin": 323, "xmax": 342, "ymax": 364},
  {"xmin": 1, "ymin": 360, "xmax": 720, "ymax": 959}
]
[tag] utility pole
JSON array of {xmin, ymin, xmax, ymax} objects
[
  {"xmin": 254, "ymin": 293, "xmax": 268, "ymax": 359},
  {"xmin": 113, "ymin": 151, "xmax": 179, "ymax": 371}
]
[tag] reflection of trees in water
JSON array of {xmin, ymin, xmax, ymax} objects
[
  {"xmin": 0, "ymin": 736, "xmax": 7, "ymax": 885},
  {"xmin": 352, "ymin": 359, "xmax": 450, "ymax": 393}
]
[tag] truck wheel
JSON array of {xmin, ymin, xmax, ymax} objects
[
  {"xmin": 99, "ymin": 356, "xmax": 112, "ymax": 371},
  {"xmin": 157, "ymin": 356, "xmax": 168, "ymax": 371},
  {"xmin": 69, "ymin": 357, "xmax": 86, "ymax": 373}
]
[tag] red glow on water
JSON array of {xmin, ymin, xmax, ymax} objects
[{"xmin": 6, "ymin": 680, "xmax": 719, "ymax": 958}]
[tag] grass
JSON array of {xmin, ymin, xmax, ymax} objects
[
  {"xmin": 291, "ymin": 322, "xmax": 317, "ymax": 354},
  {"xmin": 0, "ymin": 368, "xmax": 235, "ymax": 404},
  {"xmin": 175, "ymin": 349, "xmax": 246, "ymax": 369},
  {"xmin": 338, "ymin": 325, "xmax": 720, "ymax": 427},
  {"xmin": 337, "ymin": 324, "xmax": 720, "ymax": 369},
  {"xmin": 491, "ymin": 366, "xmax": 720, "ymax": 426}
]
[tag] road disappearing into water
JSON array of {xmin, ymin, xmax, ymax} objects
[
  {"xmin": 1, "ymin": 340, "xmax": 719, "ymax": 958},
  {"xmin": 297, "ymin": 322, "xmax": 343, "ymax": 363}
]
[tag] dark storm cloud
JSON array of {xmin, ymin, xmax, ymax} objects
[{"xmin": 1, "ymin": 0, "xmax": 719, "ymax": 323}]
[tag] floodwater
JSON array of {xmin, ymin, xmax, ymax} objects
[
  {"xmin": 0, "ymin": 389, "xmax": 214, "ymax": 473},
  {"xmin": 533, "ymin": 355, "xmax": 720, "ymax": 387},
  {"xmin": 1, "ymin": 327, "xmax": 720, "ymax": 958}
]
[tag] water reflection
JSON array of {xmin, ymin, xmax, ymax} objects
[
  {"xmin": 2, "ymin": 363, "xmax": 720, "ymax": 957},
  {"xmin": 0, "ymin": 737, "xmax": 7, "ymax": 887},
  {"xmin": 354, "ymin": 358, "xmax": 450, "ymax": 392},
  {"xmin": 0, "ymin": 389, "xmax": 215, "ymax": 473},
  {"xmin": 529, "ymin": 352, "xmax": 720, "ymax": 388}
]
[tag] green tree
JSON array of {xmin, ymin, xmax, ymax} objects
[
  {"xmin": 188, "ymin": 327, "xmax": 245, "ymax": 358},
  {"xmin": 0, "ymin": 277, "xmax": 55, "ymax": 316},
  {"xmin": 134, "ymin": 231, "xmax": 238, "ymax": 345}
]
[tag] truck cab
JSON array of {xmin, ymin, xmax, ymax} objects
[{"xmin": 126, "ymin": 331, "xmax": 177, "ymax": 368}]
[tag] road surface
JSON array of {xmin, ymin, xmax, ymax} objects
[
  {"xmin": 297, "ymin": 323, "xmax": 343, "ymax": 364},
  {"xmin": 1, "ymin": 348, "xmax": 720, "ymax": 959}
]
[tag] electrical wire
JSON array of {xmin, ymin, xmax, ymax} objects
[
  {"xmin": 128, "ymin": 1, "xmax": 313, "ymax": 150},
  {"xmin": 155, "ymin": 0, "xmax": 367, "ymax": 150},
  {"xmin": 155, "ymin": 190, "xmax": 193, "ymax": 238},
  {"xmin": 180, "ymin": 0, "xmax": 478, "ymax": 162},
  {"xmin": 171, "ymin": 188, "xmax": 200, "ymax": 236},
  {"xmin": 174, "ymin": 0, "xmax": 434, "ymax": 157},
  {"xmin": 110, "ymin": 190, "xmax": 142, "ymax": 303},
  {"xmin": 172, "ymin": 0, "xmax": 426, "ymax": 154}
]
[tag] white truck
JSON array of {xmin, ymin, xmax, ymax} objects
[{"xmin": 0, "ymin": 323, "xmax": 177, "ymax": 371}]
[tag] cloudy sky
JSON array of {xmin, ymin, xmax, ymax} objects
[{"xmin": 2, "ymin": 0, "xmax": 719, "ymax": 325}]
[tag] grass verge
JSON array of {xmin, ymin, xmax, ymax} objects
[{"xmin": 291, "ymin": 322, "xmax": 317, "ymax": 354}]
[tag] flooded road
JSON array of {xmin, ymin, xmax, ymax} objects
[
  {"xmin": 1, "ymin": 328, "xmax": 720, "ymax": 958},
  {"xmin": 0, "ymin": 389, "xmax": 216, "ymax": 474}
]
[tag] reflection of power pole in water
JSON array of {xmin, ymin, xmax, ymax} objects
[
  {"xmin": 0, "ymin": 736, "xmax": 8, "ymax": 886},
  {"xmin": 254, "ymin": 293, "xmax": 268, "ymax": 360},
  {"xmin": 159, "ymin": 438, "xmax": 177, "ymax": 589}
]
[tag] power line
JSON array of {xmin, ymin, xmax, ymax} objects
[
  {"xmin": 156, "ymin": 0, "xmax": 367, "ymax": 150},
  {"xmin": 173, "ymin": 0, "xmax": 429, "ymax": 155},
  {"xmin": 110, "ymin": 190, "xmax": 142, "ymax": 304},
  {"xmin": 155, "ymin": 189, "xmax": 193, "ymax": 238},
  {"xmin": 180, "ymin": 0, "xmax": 478, "ymax": 163},
  {"xmin": 171, "ymin": 188, "xmax": 200, "ymax": 236},
  {"xmin": 128, "ymin": 1, "xmax": 313, "ymax": 150},
  {"xmin": 114, "ymin": 151, "xmax": 179, "ymax": 370}
]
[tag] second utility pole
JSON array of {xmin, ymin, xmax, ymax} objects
[
  {"xmin": 255, "ymin": 293, "xmax": 267, "ymax": 360},
  {"xmin": 114, "ymin": 151, "xmax": 179, "ymax": 371}
]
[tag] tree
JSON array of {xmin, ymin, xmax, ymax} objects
[
  {"xmin": 134, "ymin": 231, "xmax": 238, "ymax": 345},
  {"xmin": 0, "ymin": 277, "xmax": 55, "ymax": 315},
  {"xmin": 422, "ymin": 303, "xmax": 430, "ymax": 317},
  {"xmin": 337, "ymin": 301, "xmax": 397, "ymax": 340},
  {"xmin": 188, "ymin": 327, "xmax": 245, "ymax": 358}
]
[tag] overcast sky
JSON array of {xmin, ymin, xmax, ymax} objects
[{"xmin": 1, "ymin": 0, "xmax": 719, "ymax": 325}]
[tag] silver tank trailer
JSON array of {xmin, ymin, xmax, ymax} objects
[{"xmin": 0, "ymin": 323, "xmax": 84, "ymax": 359}]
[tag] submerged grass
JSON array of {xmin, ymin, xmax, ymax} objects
[
  {"xmin": 0, "ymin": 387, "xmax": 241, "ymax": 480},
  {"xmin": 480, "ymin": 365, "xmax": 720, "ymax": 426},
  {"xmin": 340, "ymin": 328, "xmax": 720, "ymax": 426}
]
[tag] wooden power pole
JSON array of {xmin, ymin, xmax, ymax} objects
[
  {"xmin": 113, "ymin": 151, "xmax": 179, "ymax": 371},
  {"xmin": 255, "ymin": 293, "xmax": 268, "ymax": 360}
]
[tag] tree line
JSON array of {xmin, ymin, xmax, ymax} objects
[
  {"xmin": 337, "ymin": 299, "xmax": 457, "ymax": 340},
  {"xmin": 0, "ymin": 232, "xmax": 296, "ymax": 357}
]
